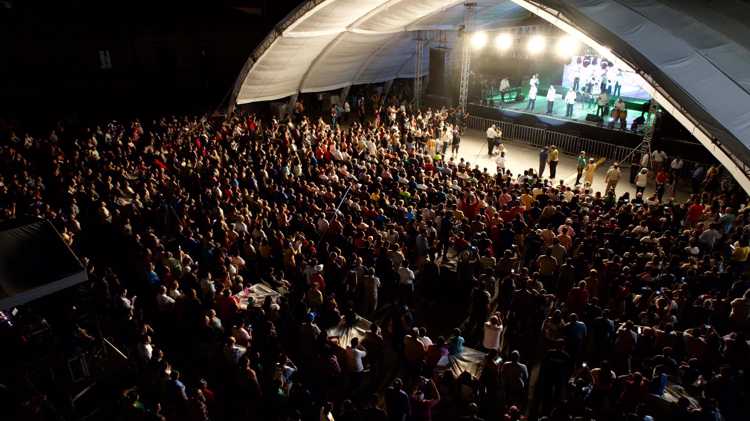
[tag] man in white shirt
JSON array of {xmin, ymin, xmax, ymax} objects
[
  {"xmin": 156, "ymin": 285, "xmax": 175, "ymax": 312},
  {"xmin": 651, "ymin": 149, "xmax": 667, "ymax": 171},
  {"xmin": 496, "ymin": 151, "xmax": 506, "ymax": 175},
  {"xmin": 670, "ymin": 156, "xmax": 684, "ymax": 179},
  {"xmin": 346, "ymin": 337, "xmax": 367, "ymax": 388},
  {"xmin": 499, "ymin": 77, "xmax": 511, "ymax": 102},
  {"xmin": 486, "ymin": 124, "xmax": 498, "ymax": 155},
  {"xmin": 564, "ymin": 89, "xmax": 577, "ymax": 118},
  {"xmin": 546, "ymin": 85, "xmax": 557, "ymax": 114},
  {"xmin": 526, "ymin": 84, "xmax": 538, "ymax": 111}
]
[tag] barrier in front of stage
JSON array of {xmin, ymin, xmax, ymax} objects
[{"xmin": 466, "ymin": 115, "xmax": 636, "ymax": 163}]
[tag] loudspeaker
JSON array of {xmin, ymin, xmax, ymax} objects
[{"xmin": 585, "ymin": 113, "xmax": 602, "ymax": 123}]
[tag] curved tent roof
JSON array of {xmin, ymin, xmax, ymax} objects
[{"xmin": 232, "ymin": 0, "xmax": 750, "ymax": 189}]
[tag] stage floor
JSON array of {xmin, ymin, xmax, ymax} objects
[
  {"xmin": 453, "ymin": 129, "xmax": 690, "ymax": 202},
  {"xmin": 479, "ymin": 94, "xmax": 647, "ymax": 130}
]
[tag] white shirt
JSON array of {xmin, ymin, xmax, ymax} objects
[
  {"xmin": 483, "ymin": 322, "xmax": 503, "ymax": 350},
  {"xmin": 546, "ymin": 87, "xmax": 556, "ymax": 101},
  {"xmin": 635, "ymin": 172, "xmax": 649, "ymax": 188},
  {"xmin": 496, "ymin": 155, "xmax": 506, "ymax": 169},
  {"xmin": 565, "ymin": 90, "xmax": 577, "ymax": 105},
  {"xmin": 157, "ymin": 293, "xmax": 175, "ymax": 311},
  {"xmin": 486, "ymin": 127, "xmax": 497, "ymax": 139},
  {"xmin": 346, "ymin": 347, "xmax": 367, "ymax": 372},
  {"xmin": 528, "ymin": 85, "xmax": 538, "ymax": 100},
  {"xmin": 671, "ymin": 159, "xmax": 684, "ymax": 170},
  {"xmin": 500, "ymin": 78, "xmax": 510, "ymax": 90},
  {"xmin": 398, "ymin": 267, "xmax": 415, "ymax": 285}
]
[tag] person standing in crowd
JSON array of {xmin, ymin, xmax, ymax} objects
[
  {"xmin": 546, "ymin": 85, "xmax": 557, "ymax": 114},
  {"xmin": 483, "ymin": 314, "xmax": 503, "ymax": 352},
  {"xmin": 565, "ymin": 88, "xmax": 577, "ymax": 118},
  {"xmin": 548, "ymin": 145, "xmax": 560, "ymax": 179},
  {"xmin": 501, "ymin": 350, "xmax": 529, "ymax": 407},
  {"xmin": 635, "ymin": 167, "xmax": 649, "ymax": 195},
  {"xmin": 539, "ymin": 146, "xmax": 549, "ymax": 178},
  {"xmin": 575, "ymin": 151, "xmax": 587, "ymax": 185},
  {"xmin": 605, "ymin": 162, "xmax": 621, "ymax": 193},
  {"xmin": 451, "ymin": 126, "xmax": 461, "ymax": 156},
  {"xmin": 486, "ymin": 124, "xmax": 497, "ymax": 156},
  {"xmin": 496, "ymin": 151, "xmax": 506, "ymax": 176},
  {"xmin": 670, "ymin": 155, "xmax": 684, "ymax": 179},
  {"xmin": 584, "ymin": 157, "xmax": 604, "ymax": 186},
  {"xmin": 655, "ymin": 167, "xmax": 669, "ymax": 202},
  {"xmin": 651, "ymin": 149, "xmax": 667, "ymax": 171},
  {"xmin": 526, "ymin": 83, "xmax": 538, "ymax": 111}
]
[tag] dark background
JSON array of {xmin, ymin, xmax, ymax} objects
[
  {"xmin": 0, "ymin": 0, "xmax": 305, "ymax": 129},
  {"xmin": 1, "ymin": 0, "xmax": 698, "ymax": 146}
]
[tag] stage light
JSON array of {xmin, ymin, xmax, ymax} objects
[
  {"xmin": 556, "ymin": 36, "xmax": 579, "ymax": 58},
  {"xmin": 495, "ymin": 33, "xmax": 513, "ymax": 51},
  {"xmin": 470, "ymin": 31, "xmax": 488, "ymax": 50},
  {"xmin": 527, "ymin": 35, "xmax": 546, "ymax": 55}
]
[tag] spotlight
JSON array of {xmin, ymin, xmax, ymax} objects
[
  {"xmin": 556, "ymin": 36, "xmax": 579, "ymax": 58},
  {"xmin": 526, "ymin": 35, "xmax": 546, "ymax": 55},
  {"xmin": 470, "ymin": 31, "xmax": 488, "ymax": 50},
  {"xmin": 495, "ymin": 33, "xmax": 513, "ymax": 51}
]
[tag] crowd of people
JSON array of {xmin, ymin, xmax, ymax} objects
[{"xmin": 0, "ymin": 91, "xmax": 748, "ymax": 421}]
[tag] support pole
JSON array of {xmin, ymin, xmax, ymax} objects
[
  {"xmin": 414, "ymin": 31, "xmax": 425, "ymax": 110},
  {"xmin": 340, "ymin": 86, "xmax": 351, "ymax": 105},
  {"xmin": 458, "ymin": 1, "xmax": 477, "ymax": 112},
  {"xmin": 286, "ymin": 93, "xmax": 299, "ymax": 120},
  {"xmin": 383, "ymin": 79, "xmax": 395, "ymax": 103}
]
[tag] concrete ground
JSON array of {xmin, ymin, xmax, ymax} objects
[{"xmin": 451, "ymin": 128, "xmax": 690, "ymax": 202}]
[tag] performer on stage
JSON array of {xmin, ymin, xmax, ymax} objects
[
  {"xmin": 564, "ymin": 89, "xmax": 577, "ymax": 118},
  {"xmin": 529, "ymin": 73, "xmax": 539, "ymax": 88},
  {"xmin": 572, "ymin": 63, "xmax": 581, "ymax": 91},
  {"xmin": 546, "ymin": 85, "xmax": 556, "ymax": 114},
  {"xmin": 610, "ymin": 98, "xmax": 627, "ymax": 130},
  {"xmin": 526, "ymin": 83, "xmax": 538, "ymax": 111},
  {"xmin": 499, "ymin": 77, "xmax": 510, "ymax": 103},
  {"xmin": 613, "ymin": 69, "xmax": 623, "ymax": 97}
]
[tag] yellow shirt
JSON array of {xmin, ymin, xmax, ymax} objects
[
  {"xmin": 548, "ymin": 149, "xmax": 559, "ymax": 162},
  {"xmin": 731, "ymin": 244, "xmax": 750, "ymax": 262}
]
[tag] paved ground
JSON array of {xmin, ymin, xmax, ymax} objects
[{"xmin": 451, "ymin": 128, "xmax": 690, "ymax": 201}]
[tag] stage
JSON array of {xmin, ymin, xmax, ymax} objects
[{"xmin": 478, "ymin": 91, "xmax": 649, "ymax": 131}]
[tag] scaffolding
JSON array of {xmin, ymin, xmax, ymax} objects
[
  {"xmin": 414, "ymin": 31, "xmax": 426, "ymax": 110},
  {"xmin": 458, "ymin": 1, "xmax": 477, "ymax": 112}
]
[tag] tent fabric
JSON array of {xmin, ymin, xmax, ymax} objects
[
  {"xmin": 233, "ymin": 0, "xmax": 750, "ymax": 167},
  {"xmin": 234, "ymin": 0, "xmax": 529, "ymax": 104},
  {"xmin": 0, "ymin": 219, "xmax": 87, "ymax": 310},
  {"xmin": 542, "ymin": 0, "xmax": 750, "ymax": 174}
]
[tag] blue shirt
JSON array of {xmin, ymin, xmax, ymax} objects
[{"xmin": 448, "ymin": 336, "xmax": 465, "ymax": 355}]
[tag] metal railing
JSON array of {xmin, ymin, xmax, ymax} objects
[{"xmin": 466, "ymin": 115, "xmax": 637, "ymax": 163}]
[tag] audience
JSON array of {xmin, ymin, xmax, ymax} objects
[{"xmin": 0, "ymin": 92, "xmax": 748, "ymax": 421}]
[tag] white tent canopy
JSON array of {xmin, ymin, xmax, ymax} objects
[
  {"xmin": 233, "ymin": 0, "xmax": 531, "ymax": 103},
  {"xmin": 232, "ymin": 0, "xmax": 750, "ymax": 190}
]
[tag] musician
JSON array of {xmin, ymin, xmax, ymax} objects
[
  {"xmin": 564, "ymin": 89, "xmax": 577, "ymax": 118},
  {"xmin": 546, "ymin": 85, "xmax": 557, "ymax": 114},
  {"xmin": 610, "ymin": 98, "xmax": 627, "ymax": 130},
  {"xmin": 613, "ymin": 70, "xmax": 624, "ymax": 97},
  {"xmin": 499, "ymin": 77, "xmax": 510, "ymax": 103}
]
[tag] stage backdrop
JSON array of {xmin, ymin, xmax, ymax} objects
[{"xmin": 561, "ymin": 55, "xmax": 651, "ymax": 100}]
